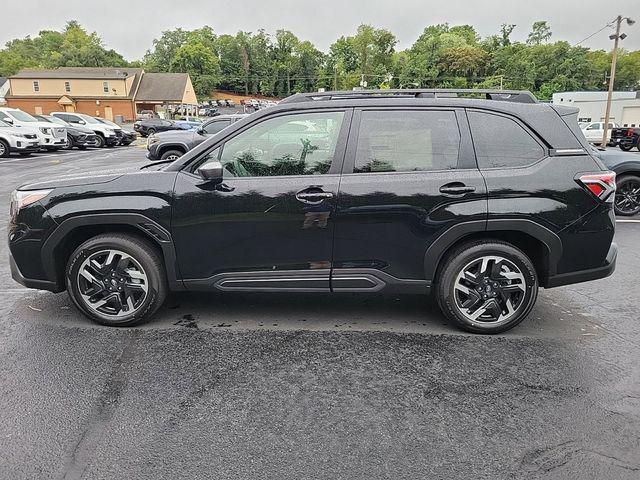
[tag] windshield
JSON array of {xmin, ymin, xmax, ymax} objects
[
  {"xmin": 47, "ymin": 116, "xmax": 69, "ymax": 126},
  {"xmin": 96, "ymin": 117, "xmax": 119, "ymax": 128},
  {"xmin": 0, "ymin": 119, "xmax": 10, "ymax": 128},
  {"xmin": 78, "ymin": 114, "xmax": 101, "ymax": 124},
  {"xmin": 8, "ymin": 110, "xmax": 38, "ymax": 122}
]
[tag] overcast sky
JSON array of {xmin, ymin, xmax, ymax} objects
[{"xmin": 2, "ymin": 0, "xmax": 639, "ymax": 59}]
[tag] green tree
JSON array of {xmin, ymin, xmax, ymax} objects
[{"xmin": 527, "ymin": 21, "xmax": 552, "ymax": 45}]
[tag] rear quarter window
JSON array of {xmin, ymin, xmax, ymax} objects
[{"xmin": 468, "ymin": 111, "xmax": 545, "ymax": 169}]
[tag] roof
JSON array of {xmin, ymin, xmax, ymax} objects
[
  {"xmin": 10, "ymin": 67, "xmax": 143, "ymax": 80},
  {"xmin": 135, "ymin": 73, "xmax": 190, "ymax": 102},
  {"xmin": 0, "ymin": 77, "xmax": 7, "ymax": 86}
]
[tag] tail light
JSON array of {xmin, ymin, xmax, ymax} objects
[
  {"xmin": 627, "ymin": 128, "xmax": 634, "ymax": 137},
  {"xmin": 577, "ymin": 172, "xmax": 616, "ymax": 202}
]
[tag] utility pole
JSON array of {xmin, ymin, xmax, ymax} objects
[{"xmin": 602, "ymin": 15, "xmax": 635, "ymax": 146}]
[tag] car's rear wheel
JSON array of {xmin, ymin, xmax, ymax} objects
[
  {"xmin": 436, "ymin": 241, "xmax": 538, "ymax": 334},
  {"xmin": 0, "ymin": 139, "xmax": 9, "ymax": 158},
  {"xmin": 66, "ymin": 234, "xmax": 167, "ymax": 327},
  {"xmin": 615, "ymin": 175, "xmax": 640, "ymax": 216},
  {"xmin": 160, "ymin": 149, "xmax": 184, "ymax": 161}
]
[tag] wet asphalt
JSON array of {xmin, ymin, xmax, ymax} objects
[{"xmin": 0, "ymin": 146, "xmax": 639, "ymax": 479}]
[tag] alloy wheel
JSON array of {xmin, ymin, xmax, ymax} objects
[
  {"xmin": 453, "ymin": 255, "xmax": 527, "ymax": 325},
  {"xmin": 0, "ymin": 142, "xmax": 6, "ymax": 156},
  {"xmin": 615, "ymin": 178, "xmax": 640, "ymax": 215},
  {"xmin": 76, "ymin": 249, "xmax": 148, "ymax": 318}
]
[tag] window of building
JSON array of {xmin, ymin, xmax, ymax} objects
[
  {"xmin": 33, "ymin": 81, "xmax": 40, "ymax": 92},
  {"xmin": 64, "ymin": 81, "xmax": 71, "ymax": 93},
  {"xmin": 353, "ymin": 110, "xmax": 460, "ymax": 173},
  {"xmin": 209, "ymin": 111, "xmax": 344, "ymax": 177},
  {"xmin": 468, "ymin": 111, "xmax": 545, "ymax": 169},
  {"xmin": 103, "ymin": 81, "xmax": 109, "ymax": 93}
]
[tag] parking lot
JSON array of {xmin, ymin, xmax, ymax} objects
[{"xmin": 0, "ymin": 146, "xmax": 639, "ymax": 479}]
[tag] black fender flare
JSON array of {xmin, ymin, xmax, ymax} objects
[
  {"xmin": 423, "ymin": 219, "xmax": 562, "ymax": 282},
  {"xmin": 41, "ymin": 213, "xmax": 184, "ymax": 291}
]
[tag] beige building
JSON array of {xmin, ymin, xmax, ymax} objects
[{"xmin": 6, "ymin": 67, "xmax": 198, "ymax": 122}]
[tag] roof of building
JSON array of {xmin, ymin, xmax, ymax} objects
[
  {"xmin": 0, "ymin": 77, "xmax": 7, "ymax": 86},
  {"xmin": 10, "ymin": 67, "xmax": 143, "ymax": 80},
  {"xmin": 135, "ymin": 73, "xmax": 190, "ymax": 102}
]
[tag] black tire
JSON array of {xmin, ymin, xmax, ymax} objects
[
  {"xmin": 0, "ymin": 139, "xmax": 9, "ymax": 158},
  {"xmin": 160, "ymin": 149, "xmax": 184, "ymax": 161},
  {"xmin": 65, "ymin": 233, "xmax": 167, "ymax": 327},
  {"xmin": 63, "ymin": 135, "xmax": 74, "ymax": 150},
  {"xmin": 436, "ymin": 240, "xmax": 539, "ymax": 334},
  {"xmin": 614, "ymin": 175, "xmax": 640, "ymax": 216},
  {"xmin": 146, "ymin": 128, "xmax": 156, "ymax": 136},
  {"xmin": 620, "ymin": 142, "xmax": 634, "ymax": 152},
  {"xmin": 94, "ymin": 134, "xmax": 106, "ymax": 148}
]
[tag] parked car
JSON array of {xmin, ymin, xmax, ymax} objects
[
  {"xmin": 593, "ymin": 146, "xmax": 640, "ymax": 216},
  {"xmin": 0, "ymin": 107, "xmax": 67, "ymax": 151},
  {"xmin": 0, "ymin": 119, "xmax": 40, "ymax": 157},
  {"xmin": 133, "ymin": 118, "xmax": 180, "ymax": 137},
  {"xmin": 137, "ymin": 110, "xmax": 157, "ymax": 120},
  {"xmin": 580, "ymin": 121, "xmax": 618, "ymax": 145},
  {"xmin": 50, "ymin": 112, "xmax": 118, "ymax": 148},
  {"xmin": 224, "ymin": 99, "xmax": 235, "ymax": 107},
  {"xmin": 610, "ymin": 126, "xmax": 640, "ymax": 152},
  {"xmin": 34, "ymin": 115, "xmax": 99, "ymax": 150},
  {"xmin": 8, "ymin": 89, "xmax": 618, "ymax": 333},
  {"xmin": 94, "ymin": 117, "xmax": 137, "ymax": 146},
  {"xmin": 216, "ymin": 100, "xmax": 226, "ymax": 107},
  {"xmin": 200, "ymin": 107, "xmax": 219, "ymax": 117},
  {"xmin": 147, "ymin": 114, "xmax": 247, "ymax": 160}
]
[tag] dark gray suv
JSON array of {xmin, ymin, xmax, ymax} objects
[{"xmin": 147, "ymin": 114, "xmax": 247, "ymax": 161}]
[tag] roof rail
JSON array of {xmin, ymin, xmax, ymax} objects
[{"xmin": 280, "ymin": 89, "xmax": 538, "ymax": 105}]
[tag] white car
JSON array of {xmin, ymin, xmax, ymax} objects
[
  {"xmin": 581, "ymin": 121, "xmax": 619, "ymax": 145},
  {"xmin": 0, "ymin": 107, "xmax": 67, "ymax": 151},
  {"xmin": 0, "ymin": 119, "xmax": 41, "ymax": 157},
  {"xmin": 50, "ymin": 112, "xmax": 118, "ymax": 148}
]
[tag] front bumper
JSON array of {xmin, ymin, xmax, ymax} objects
[
  {"xmin": 10, "ymin": 139, "xmax": 41, "ymax": 152},
  {"xmin": 10, "ymin": 254, "xmax": 63, "ymax": 292},
  {"xmin": 546, "ymin": 242, "xmax": 617, "ymax": 288},
  {"xmin": 105, "ymin": 136, "xmax": 119, "ymax": 146}
]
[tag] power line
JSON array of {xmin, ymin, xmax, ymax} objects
[{"xmin": 573, "ymin": 19, "xmax": 617, "ymax": 46}]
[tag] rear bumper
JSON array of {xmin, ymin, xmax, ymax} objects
[
  {"xmin": 546, "ymin": 242, "xmax": 617, "ymax": 288},
  {"xmin": 10, "ymin": 254, "xmax": 63, "ymax": 293}
]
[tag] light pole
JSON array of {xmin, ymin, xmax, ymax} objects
[{"xmin": 602, "ymin": 15, "xmax": 635, "ymax": 147}]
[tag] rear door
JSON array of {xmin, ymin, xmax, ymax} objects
[{"xmin": 332, "ymin": 108, "xmax": 487, "ymax": 291}]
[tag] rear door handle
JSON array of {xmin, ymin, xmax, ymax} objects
[{"xmin": 439, "ymin": 184, "xmax": 476, "ymax": 195}]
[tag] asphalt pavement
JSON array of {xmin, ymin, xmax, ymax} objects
[{"xmin": 0, "ymin": 146, "xmax": 639, "ymax": 479}]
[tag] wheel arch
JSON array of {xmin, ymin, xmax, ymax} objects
[
  {"xmin": 425, "ymin": 219, "xmax": 562, "ymax": 288},
  {"xmin": 157, "ymin": 143, "xmax": 189, "ymax": 157},
  {"xmin": 42, "ymin": 213, "xmax": 184, "ymax": 291}
]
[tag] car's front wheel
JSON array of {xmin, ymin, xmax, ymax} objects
[
  {"xmin": 620, "ymin": 142, "xmax": 634, "ymax": 152},
  {"xmin": 160, "ymin": 149, "xmax": 184, "ymax": 161},
  {"xmin": 436, "ymin": 241, "xmax": 538, "ymax": 334},
  {"xmin": 66, "ymin": 234, "xmax": 167, "ymax": 327}
]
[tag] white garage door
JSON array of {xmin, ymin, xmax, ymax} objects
[{"xmin": 621, "ymin": 106, "xmax": 640, "ymax": 127}]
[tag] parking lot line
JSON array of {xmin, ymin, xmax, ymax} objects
[{"xmin": 616, "ymin": 219, "xmax": 640, "ymax": 223}]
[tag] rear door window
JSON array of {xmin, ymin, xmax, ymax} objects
[
  {"xmin": 203, "ymin": 120, "xmax": 231, "ymax": 135},
  {"xmin": 467, "ymin": 111, "xmax": 545, "ymax": 169},
  {"xmin": 352, "ymin": 110, "xmax": 460, "ymax": 173}
]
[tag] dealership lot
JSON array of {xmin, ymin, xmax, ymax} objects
[{"xmin": 0, "ymin": 147, "xmax": 639, "ymax": 478}]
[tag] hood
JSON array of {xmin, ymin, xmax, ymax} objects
[
  {"xmin": 154, "ymin": 129, "xmax": 198, "ymax": 142},
  {"xmin": 0, "ymin": 124, "xmax": 39, "ymax": 135},
  {"xmin": 18, "ymin": 165, "xmax": 143, "ymax": 190},
  {"xmin": 595, "ymin": 148, "xmax": 640, "ymax": 170}
]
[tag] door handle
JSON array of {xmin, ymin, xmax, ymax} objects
[
  {"xmin": 439, "ymin": 183, "xmax": 476, "ymax": 195},
  {"xmin": 296, "ymin": 190, "xmax": 334, "ymax": 204}
]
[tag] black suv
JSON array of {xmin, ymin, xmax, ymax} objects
[{"xmin": 8, "ymin": 90, "xmax": 618, "ymax": 333}]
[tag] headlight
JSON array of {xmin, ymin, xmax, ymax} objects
[
  {"xmin": 11, "ymin": 133, "xmax": 27, "ymax": 139},
  {"xmin": 10, "ymin": 189, "xmax": 52, "ymax": 218},
  {"xmin": 147, "ymin": 135, "xmax": 159, "ymax": 148},
  {"xmin": 39, "ymin": 127, "xmax": 52, "ymax": 135}
]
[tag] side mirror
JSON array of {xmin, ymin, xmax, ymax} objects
[
  {"xmin": 4, "ymin": 117, "xmax": 13, "ymax": 124},
  {"xmin": 78, "ymin": 120, "xmax": 86, "ymax": 125},
  {"xmin": 196, "ymin": 127, "xmax": 205, "ymax": 135},
  {"xmin": 197, "ymin": 161, "xmax": 223, "ymax": 184}
]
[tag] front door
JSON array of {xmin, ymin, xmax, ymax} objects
[
  {"xmin": 172, "ymin": 109, "xmax": 351, "ymax": 291},
  {"xmin": 104, "ymin": 106, "xmax": 114, "ymax": 121},
  {"xmin": 332, "ymin": 108, "xmax": 488, "ymax": 291}
]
